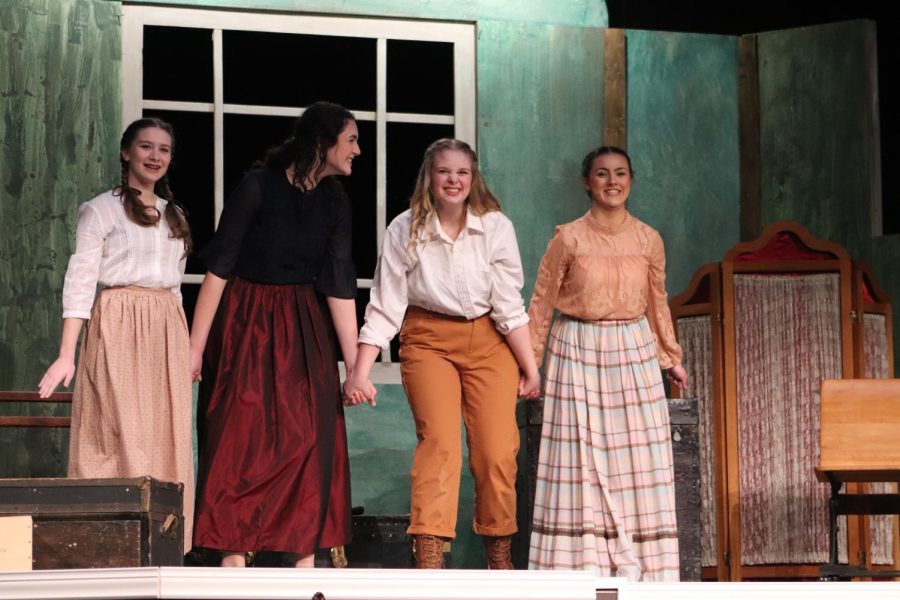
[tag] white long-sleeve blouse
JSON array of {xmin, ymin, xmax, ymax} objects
[
  {"xmin": 62, "ymin": 190, "xmax": 186, "ymax": 319},
  {"xmin": 358, "ymin": 208, "xmax": 529, "ymax": 350}
]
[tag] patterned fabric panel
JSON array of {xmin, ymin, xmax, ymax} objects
[{"xmin": 734, "ymin": 273, "xmax": 844, "ymax": 565}]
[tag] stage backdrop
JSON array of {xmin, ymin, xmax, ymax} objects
[{"xmin": 1, "ymin": 1, "xmax": 894, "ymax": 571}]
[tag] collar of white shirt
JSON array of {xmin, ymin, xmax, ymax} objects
[{"xmin": 427, "ymin": 208, "xmax": 485, "ymax": 244}]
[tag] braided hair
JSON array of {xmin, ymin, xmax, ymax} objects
[{"xmin": 115, "ymin": 118, "xmax": 192, "ymax": 253}]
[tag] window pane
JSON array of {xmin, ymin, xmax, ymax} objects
[
  {"xmin": 223, "ymin": 113, "xmax": 296, "ymax": 198},
  {"xmin": 387, "ymin": 40, "xmax": 454, "ymax": 114},
  {"xmin": 390, "ymin": 337, "xmax": 400, "ymax": 363},
  {"xmin": 223, "ymin": 31, "xmax": 376, "ymax": 109},
  {"xmin": 355, "ymin": 287, "xmax": 372, "ymax": 362},
  {"xmin": 144, "ymin": 26, "xmax": 213, "ymax": 103},
  {"xmin": 386, "ymin": 122, "xmax": 455, "ymax": 224},
  {"xmin": 343, "ymin": 120, "xmax": 377, "ymax": 279},
  {"xmin": 142, "ymin": 110, "xmax": 214, "ymax": 275},
  {"xmin": 181, "ymin": 283, "xmax": 201, "ymax": 331}
]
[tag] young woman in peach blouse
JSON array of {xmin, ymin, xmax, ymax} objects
[{"xmin": 527, "ymin": 146, "xmax": 687, "ymax": 580}]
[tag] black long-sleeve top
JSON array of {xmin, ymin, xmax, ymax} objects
[{"xmin": 199, "ymin": 167, "xmax": 356, "ymax": 299}]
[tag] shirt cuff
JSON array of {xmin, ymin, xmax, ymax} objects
[
  {"xmin": 358, "ymin": 330, "xmax": 391, "ymax": 351},
  {"xmin": 495, "ymin": 312, "xmax": 529, "ymax": 336},
  {"xmin": 62, "ymin": 310, "xmax": 91, "ymax": 320}
]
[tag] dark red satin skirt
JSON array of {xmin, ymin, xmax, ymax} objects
[{"xmin": 193, "ymin": 278, "xmax": 351, "ymax": 554}]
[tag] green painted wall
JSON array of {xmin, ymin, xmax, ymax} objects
[
  {"xmin": 478, "ymin": 21, "xmax": 605, "ymax": 298},
  {"xmin": 129, "ymin": 0, "xmax": 608, "ymax": 27},
  {"xmin": 0, "ymin": 0, "xmax": 121, "ymax": 476},
  {"xmin": 756, "ymin": 20, "xmax": 899, "ymax": 372},
  {"xmin": 626, "ymin": 29, "xmax": 741, "ymax": 296},
  {"xmin": 758, "ymin": 20, "xmax": 878, "ymax": 260}
]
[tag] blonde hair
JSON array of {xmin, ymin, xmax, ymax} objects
[{"xmin": 407, "ymin": 139, "xmax": 501, "ymax": 251}]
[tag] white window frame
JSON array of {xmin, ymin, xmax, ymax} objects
[{"xmin": 122, "ymin": 5, "xmax": 476, "ymax": 383}]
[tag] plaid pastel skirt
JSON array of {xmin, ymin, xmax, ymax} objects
[{"xmin": 528, "ymin": 315, "xmax": 679, "ymax": 581}]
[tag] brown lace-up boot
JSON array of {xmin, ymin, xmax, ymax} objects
[
  {"xmin": 482, "ymin": 535, "xmax": 513, "ymax": 569},
  {"xmin": 413, "ymin": 535, "xmax": 445, "ymax": 569}
]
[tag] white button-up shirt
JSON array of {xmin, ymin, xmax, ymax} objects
[
  {"xmin": 358, "ymin": 208, "xmax": 529, "ymax": 350},
  {"xmin": 62, "ymin": 190, "xmax": 186, "ymax": 319}
]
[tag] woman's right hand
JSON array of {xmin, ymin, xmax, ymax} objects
[
  {"xmin": 37, "ymin": 357, "xmax": 76, "ymax": 398},
  {"xmin": 343, "ymin": 371, "xmax": 377, "ymax": 407},
  {"xmin": 518, "ymin": 369, "xmax": 542, "ymax": 400},
  {"xmin": 189, "ymin": 345, "xmax": 203, "ymax": 382}
]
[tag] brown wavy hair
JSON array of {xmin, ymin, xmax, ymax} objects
[
  {"xmin": 407, "ymin": 139, "xmax": 500, "ymax": 251},
  {"xmin": 258, "ymin": 101, "xmax": 356, "ymax": 193},
  {"xmin": 115, "ymin": 118, "xmax": 192, "ymax": 253}
]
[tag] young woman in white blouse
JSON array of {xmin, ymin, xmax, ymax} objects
[
  {"xmin": 38, "ymin": 118, "xmax": 194, "ymax": 553},
  {"xmin": 344, "ymin": 138, "xmax": 541, "ymax": 569}
]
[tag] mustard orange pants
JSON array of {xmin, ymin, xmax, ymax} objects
[{"xmin": 399, "ymin": 306, "xmax": 520, "ymax": 539}]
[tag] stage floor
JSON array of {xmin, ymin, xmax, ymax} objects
[{"xmin": 1, "ymin": 567, "xmax": 900, "ymax": 600}]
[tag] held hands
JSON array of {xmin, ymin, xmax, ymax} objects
[
  {"xmin": 518, "ymin": 369, "xmax": 542, "ymax": 400},
  {"xmin": 342, "ymin": 369, "xmax": 377, "ymax": 407},
  {"xmin": 666, "ymin": 364, "xmax": 688, "ymax": 389},
  {"xmin": 37, "ymin": 356, "xmax": 76, "ymax": 398}
]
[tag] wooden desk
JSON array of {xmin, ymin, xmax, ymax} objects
[{"xmin": 816, "ymin": 379, "xmax": 900, "ymax": 579}]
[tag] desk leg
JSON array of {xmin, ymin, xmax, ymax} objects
[{"xmin": 828, "ymin": 480, "xmax": 841, "ymax": 565}]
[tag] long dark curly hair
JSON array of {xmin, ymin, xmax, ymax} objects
[
  {"xmin": 115, "ymin": 117, "xmax": 192, "ymax": 253},
  {"xmin": 258, "ymin": 101, "xmax": 356, "ymax": 192}
]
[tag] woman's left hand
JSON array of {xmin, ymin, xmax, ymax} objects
[
  {"xmin": 666, "ymin": 364, "xmax": 688, "ymax": 389},
  {"xmin": 518, "ymin": 370, "xmax": 542, "ymax": 400}
]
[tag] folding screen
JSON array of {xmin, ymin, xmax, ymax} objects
[{"xmin": 671, "ymin": 221, "xmax": 896, "ymax": 580}]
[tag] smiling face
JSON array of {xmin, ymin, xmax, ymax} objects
[
  {"xmin": 429, "ymin": 149, "xmax": 473, "ymax": 210},
  {"xmin": 583, "ymin": 152, "xmax": 632, "ymax": 210},
  {"xmin": 120, "ymin": 126, "xmax": 173, "ymax": 192},
  {"xmin": 322, "ymin": 119, "xmax": 361, "ymax": 178}
]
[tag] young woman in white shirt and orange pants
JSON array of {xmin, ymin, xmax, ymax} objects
[
  {"xmin": 344, "ymin": 138, "xmax": 541, "ymax": 569},
  {"xmin": 38, "ymin": 118, "xmax": 194, "ymax": 553}
]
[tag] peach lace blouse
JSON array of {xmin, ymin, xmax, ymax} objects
[{"xmin": 527, "ymin": 210, "xmax": 683, "ymax": 369}]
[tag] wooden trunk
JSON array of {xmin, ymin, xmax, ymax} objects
[{"xmin": 0, "ymin": 477, "xmax": 184, "ymax": 569}]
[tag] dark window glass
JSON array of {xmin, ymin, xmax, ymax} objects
[
  {"xmin": 386, "ymin": 122, "xmax": 455, "ymax": 224},
  {"xmin": 223, "ymin": 113, "xmax": 296, "ymax": 198},
  {"xmin": 355, "ymin": 287, "xmax": 371, "ymax": 362},
  {"xmin": 343, "ymin": 120, "xmax": 377, "ymax": 279},
  {"xmin": 181, "ymin": 283, "xmax": 201, "ymax": 331},
  {"xmin": 142, "ymin": 109, "xmax": 214, "ymax": 275},
  {"xmin": 144, "ymin": 26, "xmax": 213, "ymax": 103},
  {"xmin": 387, "ymin": 40, "xmax": 454, "ymax": 114},
  {"xmin": 223, "ymin": 31, "xmax": 376, "ymax": 110},
  {"xmin": 390, "ymin": 336, "xmax": 400, "ymax": 362}
]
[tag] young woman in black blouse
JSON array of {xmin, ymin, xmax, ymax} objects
[{"xmin": 188, "ymin": 101, "xmax": 373, "ymax": 568}]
